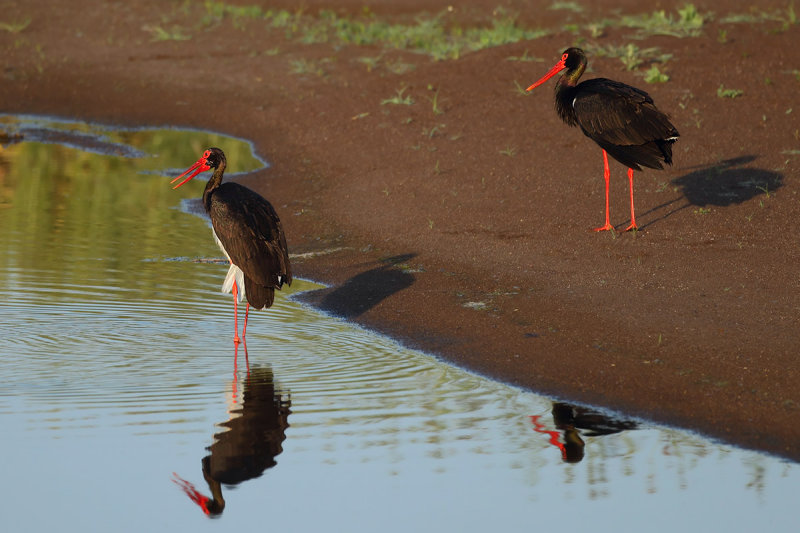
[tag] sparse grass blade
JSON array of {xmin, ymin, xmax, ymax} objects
[
  {"xmin": 0, "ymin": 17, "xmax": 32, "ymax": 33},
  {"xmin": 381, "ymin": 86, "xmax": 414, "ymax": 106},
  {"xmin": 512, "ymin": 80, "xmax": 531, "ymax": 96},
  {"xmin": 499, "ymin": 146, "xmax": 517, "ymax": 157},
  {"xmin": 426, "ymin": 85, "xmax": 444, "ymax": 115},
  {"xmin": 505, "ymin": 49, "xmax": 543, "ymax": 62},
  {"xmin": 142, "ymin": 24, "xmax": 191, "ymax": 42}
]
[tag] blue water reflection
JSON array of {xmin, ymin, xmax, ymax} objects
[{"xmin": 0, "ymin": 115, "xmax": 796, "ymax": 532}]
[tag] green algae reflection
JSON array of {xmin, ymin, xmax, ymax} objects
[{"xmin": 0, "ymin": 115, "xmax": 265, "ymax": 305}]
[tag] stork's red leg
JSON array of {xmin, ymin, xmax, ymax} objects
[
  {"xmin": 624, "ymin": 167, "xmax": 638, "ymax": 231},
  {"xmin": 232, "ymin": 342, "xmax": 240, "ymax": 404},
  {"xmin": 241, "ymin": 303, "xmax": 250, "ymax": 341},
  {"xmin": 231, "ymin": 281, "xmax": 241, "ymax": 344},
  {"xmin": 593, "ymin": 150, "xmax": 613, "ymax": 232}
]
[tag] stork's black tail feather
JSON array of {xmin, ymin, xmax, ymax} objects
[{"xmin": 245, "ymin": 277, "xmax": 275, "ymax": 310}]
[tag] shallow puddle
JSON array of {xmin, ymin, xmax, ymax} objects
[{"xmin": 0, "ymin": 115, "xmax": 796, "ymax": 531}]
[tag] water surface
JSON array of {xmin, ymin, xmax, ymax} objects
[{"xmin": 0, "ymin": 115, "xmax": 796, "ymax": 532}]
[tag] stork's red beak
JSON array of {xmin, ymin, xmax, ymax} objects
[
  {"xmin": 526, "ymin": 54, "xmax": 568, "ymax": 91},
  {"xmin": 171, "ymin": 157, "xmax": 211, "ymax": 189},
  {"xmin": 172, "ymin": 473, "xmax": 211, "ymax": 516}
]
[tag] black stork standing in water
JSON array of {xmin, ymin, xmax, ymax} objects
[
  {"xmin": 527, "ymin": 47, "xmax": 679, "ymax": 231},
  {"xmin": 172, "ymin": 148, "xmax": 292, "ymax": 343}
]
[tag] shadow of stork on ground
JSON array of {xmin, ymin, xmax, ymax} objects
[{"xmin": 639, "ymin": 155, "xmax": 783, "ymax": 229}]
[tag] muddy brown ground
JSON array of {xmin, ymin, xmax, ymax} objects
[{"xmin": 2, "ymin": 1, "xmax": 799, "ymax": 460}]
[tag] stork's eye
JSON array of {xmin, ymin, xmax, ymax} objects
[
  {"xmin": 203, "ymin": 149, "xmax": 211, "ymax": 158},
  {"xmin": 562, "ymin": 53, "xmax": 569, "ymax": 61}
]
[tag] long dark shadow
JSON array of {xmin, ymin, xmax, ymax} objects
[
  {"xmin": 301, "ymin": 253, "xmax": 417, "ymax": 319},
  {"xmin": 638, "ymin": 155, "xmax": 783, "ymax": 230}
]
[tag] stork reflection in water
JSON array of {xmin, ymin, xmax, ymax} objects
[
  {"xmin": 531, "ymin": 402, "xmax": 639, "ymax": 463},
  {"xmin": 173, "ymin": 355, "xmax": 291, "ymax": 516}
]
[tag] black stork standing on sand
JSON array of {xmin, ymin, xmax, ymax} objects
[
  {"xmin": 527, "ymin": 47, "xmax": 679, "ymax": 231},
  {"xmin": 172, "ymin": 147, "xmax": 292, "ymax": 343}
]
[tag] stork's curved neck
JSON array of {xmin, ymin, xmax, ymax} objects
[
  {"xmin": 554, "ymin": 60, "xmax": 587, "ymax": 127},
  {"xmin": 202, "ymin": 457, "xmax": 226, "ymax": 515},
  {"xmin": 561, "ymin": 61, "xmax": 586, "ymax": 88},
  {"xmin": 554, "ymin": 82, "xmax": 577, "ymax": 127},
  {"xmin": 202, "ymin": 161, "xmax": 226, "ymax": 212}
]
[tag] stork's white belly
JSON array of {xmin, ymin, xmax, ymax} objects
[{"xmin": 213, "ymin": 228, "xmax": 245, "ymax": 302}]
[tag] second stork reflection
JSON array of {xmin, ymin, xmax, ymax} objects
[
  {"xmin": 531, "ymin": 402, "xmax": 639, "ymax": 463},
  {"xmin": 174, "ymin": 365, "xmax": 291, "ymax": 516}
]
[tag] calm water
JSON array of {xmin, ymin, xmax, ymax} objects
[{"xmin": 0, "ymin": 115, "xmax": 796, "ymax": 532}]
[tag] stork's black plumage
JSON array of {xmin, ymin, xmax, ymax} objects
[
  {"xmin": 527, "ymin": 47, "xmax": 679, "ymax": 231},
  {"xmin": 172, "ymin": 147, "xmax": 291, "ymax": 343}
]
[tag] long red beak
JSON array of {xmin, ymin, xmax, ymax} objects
[
  {"xmin": 171, "ymin": 158, "xmax": 211, "ymax": 189},
  {"xmin": 526, "ymin": 55, "xmax": 567, "ymax": 91},
  {"xmin": 172, "ymin": 473, "xmax": 211, "ymax": 515}
]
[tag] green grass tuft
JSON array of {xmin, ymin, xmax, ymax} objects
[
  {"xmin": 289, "ymin": 58, "xmax": 330, "ymax": 76},
  {"xmin": 381, "ymin": 86, "xmax": 414, "ymax": 106},
  {"xmin": 721, "ymin": 1, "xmax": 796, "ymax": 31},
  {"xmin": 200, "ymin": 3, "xmax": 549, "ymax": 61},
  {"xmin": 590, "ymin": 43, "xmax": 672, "ymax": 71},
  {"xmin": 549, "ymin": 2, "xmax": 585, "ymax": 13},
  {"xmin": 643, "ymin": 65, "xmax": 670, "ymax": 83},
  {"xmin": 717, "ymin": 85, "xmax": 744, "ymax": 98},
  {"xmin": 620, "ymin": 4, "xmax": 706, "ymax": 38}
]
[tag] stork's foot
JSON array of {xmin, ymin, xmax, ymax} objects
[
  {"xmin": 592, "ymin": 223, "xmax": 614, "ymax": 232},
  {"xmin": 624, "ymin": 222, "xmax": 638, "ymax": 232}
]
